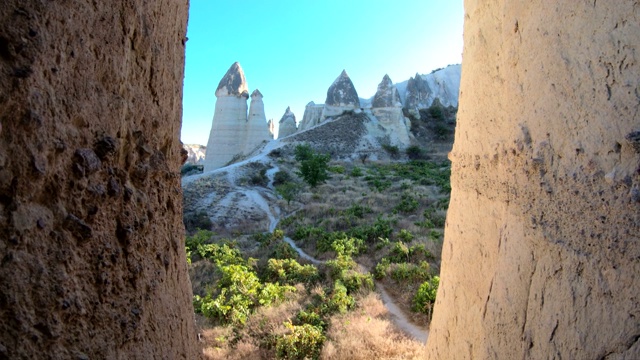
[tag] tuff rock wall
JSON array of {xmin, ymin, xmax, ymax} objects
[
  {"xmin": 0, "ymin": 1, "xmax": 200, "ymax": 359},
  {"xmin": 427, "ymin": 1, "xmax": 639, "ymax": 359}
]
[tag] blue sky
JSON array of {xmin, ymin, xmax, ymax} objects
[{"xmin": 181, "ymin": 0, "xmax": 464, "ymax": 145}]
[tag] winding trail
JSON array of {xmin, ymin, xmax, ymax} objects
[{"xmin": 256, "ymin": 185, "xmax": 429, "ymax": 343}]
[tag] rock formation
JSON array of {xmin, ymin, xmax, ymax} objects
[
  {"xmin": 322, "ymin": 70, "xmax": 361, "ymax": 118},
  {"xmin": 183, "ymin": 144, "xmax": 207, "ymax": 164},
  {"xmin": 204, "ymin": 63, "xmax": 271, "ymax": 172},
  {"xmin": 427, "ymin": 2, "xmax": 640, "ymax": 359},
  {"xmin": 371, "ymin": 75, "xmax": 411, "ymax": 146},
  {"xmin": 403, "ymin": 73, "xmax": 432, "ymax": 118},
  {"xmin": 278, "ymin": 107, "xmax": 298, "ymax": 138},
  {"xmin": 245, "ymin": 89, "xmax": 272, "ymax": 153},
  {"xmin": 204, "ymin": 62, "xmax": 250, "ymax": 171},
  {"xmin": 298, "ymin": 101, "xmax": 325, "ymax": 131},
  {"xmin": 0, "ymin": 1, "xmax": 199, "ymax": 358}
]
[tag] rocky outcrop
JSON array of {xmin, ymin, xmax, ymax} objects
[
  {"xmin": 322, "ymin": 70, "xmax": 361, "ymax": 118},
  {"xmin": 393, "ymin": 64, "xmax": 461, "ymax": 115},
  {"xmin": 298, "ymin": 101, "xmax": 325, "ymax": 131},
  {"xmin": 183, "ymin": 144, "xmax": 207, "ymax": 164},
  {"xmin": 245, "ymin": 89, "xmax": 272, "ymax": 153},
  {"xmin": 371, "ymin": 75, "xmax": 411, "ymax": 146},
  {"xmin": 427, "ymin": 2, "xmax": 640, "ymax": 360},
  {"xmin": 0, "ymin": 1, "xmax": 199, "ymax": 359},
  {"xmin": 278, "ymin": 107, "xmax": 298, "ymax": 138},
  {"xmin": 403, "ymin": 73, "xmax": 432, "ymax": 118},
  {"xmin": 204, "ymin": 63, "xmax": 271, "ymax": 171}
]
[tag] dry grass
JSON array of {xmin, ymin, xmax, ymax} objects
[{"xmin": 321, "ymin": 292, "xmax": 427, "ymax": 359}]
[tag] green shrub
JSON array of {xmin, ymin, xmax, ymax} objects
[
  {"xmin": 397, "ymin": 229, "xmax": 414, "ymax": 243},
  {"xmin": 296, "ymin": 310, "xmax": 325, "ymax": 330},
  {"xmin": 183, "ymin": 210, "xmax": 213, "ymax": 233},
  {"xmin": 382, "ymin": 144, "xmax": 400, "ymax": 158},
  {"xmin": 343, "ymin": 204, "xmax": 372, "ymax": 219},
  {"xmin": 276, "ymin": 182, "xmax": 301, "ymax": 206},
  {"xmin": 265, "ymin": 258, "xmax": 319, "ymax": 285},
  {"xmin": 272, "ymin": 241, "xmax": 298, "ymax": 260},
  {"xmin": 340, "ymin": 270, "xmax": 374, "ymax": 293},
  {"xmin": 273, "ymin": 170, "xmax": 292, "ymax": 186},
  {"xmin": 406, "ymin": 145, "xmax": 425, "ymax": 160},
  {"xmin": 294, "ymin": 144, "xmax": 314, "ymax": 162},
  {"xmin": 276, "ymin": 322, "xmax": 325, "ymax": 360},
  {"xmin": 331, "ymin": 236, "xmax": 365, "ymax": 257},
  {"xmin": 389, "ymin": 241, "xmax": 410, "ymax": 262},
  {"xmin": 250, "ymin": 168, "xmax": 269, "ymax": 187},
  {"xmin": 374, "ymin": 258, "xmax": 391, "ymax": 280},
  {"xmin": 350, "ymin": 166, "xmax": 363, "ymax": 177},
  {"xmin": 328, "ymin": 165, "xmax": 345, "ymax": 174},
  {"xmin": 412, "ymin": 276, "xmax": 440, "ymax": 318},
  {"xmin": 328, "ymin": 280, "xmax": 355, "ymax": 314},
  {"xmin": 395, "ymin": 193, "xmax": 419, "ymax": 214}
]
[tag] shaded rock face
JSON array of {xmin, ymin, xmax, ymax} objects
[
  {"xmin": 323, "ymin": 70, "xmax": 361, "ymax": 118},
  {"xmin": 298, "ymin": 101, "xmax": 325, "ymax": 131},
  {"xmin": 404, "ymin": 73, "xmax": 432, "ymax": 117},
  {"xmin": 427, "ymin": 2, "xmax": 640, "ymax": 360},
  {"xmin": 372, "ymin": 74, "xmax": 402, "ymax": 108},
  {"xmin": 0, "ymin": 1, "xmax": 199, "ymax": 359},
  {"xmin": 278, "ymin": 107, "xmax": 298, "ymax": 138}
]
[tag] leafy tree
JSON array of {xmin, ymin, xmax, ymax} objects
[
  {"xmin": 276, "ymin": 182, "xmax": 301, "ymax": 206},
  {"xmin": 294, "ymin": 145, "xmax": 330, "ymax": 188}
]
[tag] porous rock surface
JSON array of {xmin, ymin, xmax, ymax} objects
[
  {"xmin": 0, "ymin": 1, "xmax": 199, "ymax": 359},
  {"xmin": 427, "ymin": 1, "xmax": 640, "ymax": 359}
]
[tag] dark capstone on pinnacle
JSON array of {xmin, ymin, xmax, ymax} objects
[
  {"xmin": 216, "ymin": 62, "xmax": 249, "ymax": 98},
  {"xmin": 325, "ymin": 70, "xmax": 360, "ymax": 107}
]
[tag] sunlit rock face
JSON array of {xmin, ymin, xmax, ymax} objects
[
  {"xmin": 322, "ymin": 70, "xmax": 361, "ymax": 118},
  {"xmin": 298, "ymin": 101, "xmax": 325, "ymax": 131},
  {"xmin": 371, "ymin": 74, "xmax": 411, "ymax": 146},
  {"xmin": 0, "ymin": 1, "xmax": 199, "ymax": 358},
  {"xmin": 277, "ymin": 107, "xmax": 298, "ymax": 138},
  {"xmin": 244, "ymin": 89, "xmax": 272, "ymax": 153},
  {"xmin": 427, "ymin": 2, "xmax": 640, "ymax": 359}
]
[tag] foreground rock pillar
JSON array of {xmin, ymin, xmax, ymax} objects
[
  {"xmin": 0, "ymin": 1, "xmax": 200, "ymax": 358},
  {"xmin": 427, "ymin": 1, "xmax": 639, "ymax": 359}
]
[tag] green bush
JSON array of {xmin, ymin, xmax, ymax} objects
[
  {"xmin": 397, "ymin": 229, "xmax": 414, "ymax": 243},
  {"xmin": 250, "ymin": 168, "xmax": 269, "ymax": 187},
  {"xmin": 340, "ymin": 270, "xmax": 374, "ymax": 293},
  {"xmin": 389, "ymin": 241, "xmax": 410, "ymax": 262},
  {"xmin": 272, "ymin": 241, "xmax": 298, "ymax": 260},
  {"xmin": 395, "ymin": 193, "xmax": 419, "ymax": 214},
  {"xmin": 265, "ymin": 258, "xmax": 319, "ymax": 285},
  {"xmin": 276, "ymin": 182, "xmax": 302, "ymax": 206},
  {"xmin": 328, "ymin": 280, "xmax": 355, "ymax": 314},
  {"xmin": 296, "ymin": 310, "xmax": 326, "ymax": 330},
  {"xmin": 374, "ymin": 258, "xmax": 391, "ymax": 280},
  {"xmin": 328, "ymin": 165, "xmax": 345, "ymax": 174},
  {"xmin": 406, "ymin": 145, "xmax": 425, "ymax": 160},
  {"xmin": 412, "ymin": 276, "xmax": 440, "ymax": 317},
  {"xmin": 294, "ymin": 144, "xmax": 314, "ymax": 162},
  {"xmin": 276, "ymin": 322, "xmax": 325, "ymax": 360},
  {"xmin": 350, "ymin": 166, "xmax": 363, "ymax": 177},
  {"xmin": 382, "ymin": 144, "xmax": 400, "ymax": 158},
  {"xmin": 343, "ymin": 204, "xmax": 372, "ymax": 219},
  {"xmin": 297, "ymin": 150, "xmax": 331, "ymax": 188},
  {"xmin": 183, "ymin": 210, "xmax": 213, "ymax": 233},
  {"xmin": 273, "ymin": 170, "xmax": 292, "ymax": 186}
]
